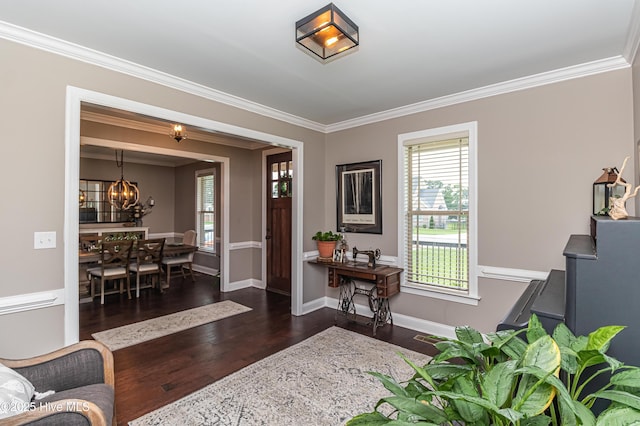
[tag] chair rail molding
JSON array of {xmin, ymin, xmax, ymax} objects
[
  {"xmin": 0, "ymin": 289, "xmax": 65, "ymax": 316},
  {"xmin": 302, "ymin": 250, "xmax": 398, "ymax": 266},
  {"xmin": 229, "ymin": 241, "xmax": 262, "ymax": 250},
  {"xmin": 477, "ymin": 265, "xmax": 548, "ymax": 283}
]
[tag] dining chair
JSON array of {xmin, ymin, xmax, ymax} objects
[
  {"xmin": 130, "ymin": 238, "xmax": 165, "ymax": 298},
  {"xmin": 87, "ymin": 240, "xmax": 134, "ymax": 304},
  {"xmin": 162, "ymin": 230, "xmax": 197, "ymax": 288},
  {"xmin": 79, "ymin": 233, "xmax": 101, "ymax": 252}
]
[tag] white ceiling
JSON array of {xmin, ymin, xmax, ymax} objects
[{"xmin": 0, "ymin": 1, "xmax": 638, "ymax": 128}]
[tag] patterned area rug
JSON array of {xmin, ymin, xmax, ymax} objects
[
  {"xmin": 129, "ymin": 326, "xmax": 431, "ymax": 426},
  {"xmin": 92, "ymin": 300, "xmax": 252, "ymax": 351}
]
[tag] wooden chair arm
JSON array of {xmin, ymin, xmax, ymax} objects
[
  {"xmin": 2, "ymin": 398, "xmax": 108, "ymax": 426},
  {"xmin": 0, "ymin": 340, "xmax": 114, "ymax": 388}
]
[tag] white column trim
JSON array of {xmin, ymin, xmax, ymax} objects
[{"xmin": 65, "ymin": 86, "xmax": 305, "ymax": 344}]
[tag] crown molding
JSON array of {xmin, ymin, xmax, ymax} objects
[
  {"xmin": 327, "ymin": 56, "xmax": 630, "ymax": 132},
  {"xmin": 0, "ymin": 20, "xmax": 633, "ymax": 135},
  {"xmin": 0, "ymin": 21, "xmax": 327, "ymax": 133}
]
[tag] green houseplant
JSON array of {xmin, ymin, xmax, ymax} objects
[
  {"xmin": 312, "ymin": 231, "xmax": 343, "ymax": 258},
  {"xmin": 348, "ymin": 314, "xmax": 640, "ymax": 425}
]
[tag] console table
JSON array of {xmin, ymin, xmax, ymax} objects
[{"xmin": 311, "ymin": 260, "xmax": 402, "ymax": 335}]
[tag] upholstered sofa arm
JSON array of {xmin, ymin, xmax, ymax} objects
[
  {"xmin": 0, "ymin": 340, "xmax": 114, "ymax": 392},
  {"xmin": 1, "ymin": 398, "xmax": 109, "ymax": 426},
  {"xmin": 0, "ymin": 341, "xmax": 115, "ymax": 425}
]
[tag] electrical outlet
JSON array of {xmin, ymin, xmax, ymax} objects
[{"xmin": 34, "ymin": 231, "xmax": 56, "ymax": 249}]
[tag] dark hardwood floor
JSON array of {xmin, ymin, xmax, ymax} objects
[{"xmin": 79, "ymin": 273, "xmax": 439, "ymax": 425}]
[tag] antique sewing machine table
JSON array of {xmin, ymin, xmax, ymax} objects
[{"xmin": 311, "ymin": 259, "xmax": 403, "ymax": 335}]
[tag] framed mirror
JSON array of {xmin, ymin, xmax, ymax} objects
[{"xmin": 79, "ymin": 179, "xmax": 135, "ymax": 223}]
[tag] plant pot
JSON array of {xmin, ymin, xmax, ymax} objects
[{"xmin": 317, "ymin": 240, "xmax": 337, "ymax": 258}]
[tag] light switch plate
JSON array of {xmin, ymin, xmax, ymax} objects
[{"xmin": 34, "ymin": 231, "xmax": 56, "ymax": 249}]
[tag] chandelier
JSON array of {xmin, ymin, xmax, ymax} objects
[{"xmin": 108, "ymin": 150, "xmax": 139, "ymax": 210}]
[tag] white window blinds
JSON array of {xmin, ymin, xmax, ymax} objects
[{"xmin": 403, "ymin": 138, "xmax": 469, "ymax": 291}]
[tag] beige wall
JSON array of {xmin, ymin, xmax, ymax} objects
[
  {"xmin": 79, "ymin": 158, "xmax": 176, "ymax": 234},
  {"xmin": 174, "ymin": 161, "xmax": 222, "ymax": 272},
  {"xmin": 0, "ymin": 39, "xmax": 325, "ymax": 357},
  {"xmin": 0, "ymin": 36, "xmax": 636, "ymax": 356},
  {"xmin": 324, "ymin": 69, "xmax": 634, "ymax": 332}
]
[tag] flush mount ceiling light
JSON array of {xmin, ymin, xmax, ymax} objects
[
  {"xmin": 171, "ymin": 124, "xmax": 187, "ymax": 143},
  {"xmin": 296, "ymin": 3, "xmax": 359, "ymax": 62}
]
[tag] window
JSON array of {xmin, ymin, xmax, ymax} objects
[
  {"xmin": 398, "ymin": 122, "xmax": 477, "ymax": 304},
  {"xmin": 196, "ymin": 169, "xmax": 215, "ymax": 252}
]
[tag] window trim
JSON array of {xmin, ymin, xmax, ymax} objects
[
  {"xmin": 195, "ymin": 168, "xmax": 216, "ymax": 254},
  {"xmin": 397, "ymin": 121, "xmax": 478, "ymax": 305}
]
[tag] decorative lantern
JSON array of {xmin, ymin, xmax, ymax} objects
[{"xmin": 593, "ymin": 167, "xmax": 625, "ymax": 215}]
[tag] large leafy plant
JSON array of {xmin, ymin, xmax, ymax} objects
[{"xmin": 348, "ymin": 315, "xmax": 640, "ymax": 425}]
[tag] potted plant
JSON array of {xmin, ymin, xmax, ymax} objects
[
  {"xmin": 312, "ymin": 231, "xmax": 343, "ymax": 259},
  {"xmin": 348, "ymin": 314, "xmax": 640, "ymax": 425}
]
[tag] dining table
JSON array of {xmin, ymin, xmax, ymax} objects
[
  {"xmin": 78, "ymin": 242, "xmax": 198, "ymax": 264},
  {"xmin": 78, "ymin": 243, "xmax": 198, "ymax": 302}
]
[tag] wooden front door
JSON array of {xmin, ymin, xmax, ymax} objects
[{"xmin": 266, "ymin": 152, "xmax": 292, "ymax": 295}]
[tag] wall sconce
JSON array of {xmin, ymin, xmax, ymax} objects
[
  {"xmin": 593, "ymin": 167, "xmax": 626, "ymax": 215},
  {"xmin": 171, "ymin": 124, "xmax": 187, "ymax": 143},
  {"xmin": 296, "ymin": 3, "xmax": 359, "ymax": 62},
  {"xmin": 108, "ymin": 150, "xmax": 139, "ymax": 210}
]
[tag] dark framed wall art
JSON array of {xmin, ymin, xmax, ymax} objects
[{"xmin": 336, "ymin": 160, "xmax": 382, "ymax": 234}]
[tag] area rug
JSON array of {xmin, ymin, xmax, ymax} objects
[
  {"xmin": 129, "ymin": 326, "xmax": 431, "ymax": 426},
  {"xmin": 92, "ymin": 300, "xmax": 252, "ymax": 351}
]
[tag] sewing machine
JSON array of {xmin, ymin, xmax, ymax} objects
[{"xmin": 352, "ymin": 247, "xmax": 381, "ymax": 268}]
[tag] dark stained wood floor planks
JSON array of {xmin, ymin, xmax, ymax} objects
[{"xmin": 79, "ymin": 273, "xmax": 439, "ymax": 425}]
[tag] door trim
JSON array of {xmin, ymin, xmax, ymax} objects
[{"xmin": 65, "ymin": 86, "xmax": 305, "ymax": 345}]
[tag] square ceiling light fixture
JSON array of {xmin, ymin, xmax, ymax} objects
[{"xmin": 296, "ymin": 3, "xmax": 359, "ymax": 62}]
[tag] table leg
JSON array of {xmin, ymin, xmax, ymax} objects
[
  {"xmin": 371, "ymin": 297, "xmax": 392, "ymax": 336},
  {"xmin": 336, "ymin": 277, "xmax": 356, "ymax": 322}
]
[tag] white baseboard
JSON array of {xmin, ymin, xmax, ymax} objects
[
  {"xmin": 301, "ymin": 297, "xmax": 327, "ymax": 313},
  {"xmin": 0, "ymin": 289, "xmax": 65, "ymax": 316},
  {"xmin": 192, "ymin": 265, "xmax": 219, "ymax": 276},
  {"xmin": 303, "ymin": 296, "xmax": 457, "ymax": 339},
  {"xmin": 226, "ymin": 278, "xmax": 264, "ymax": 291},
  {"xmin": 251, "ymin": 279, "xmax": 266, "ymax": 290}
]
